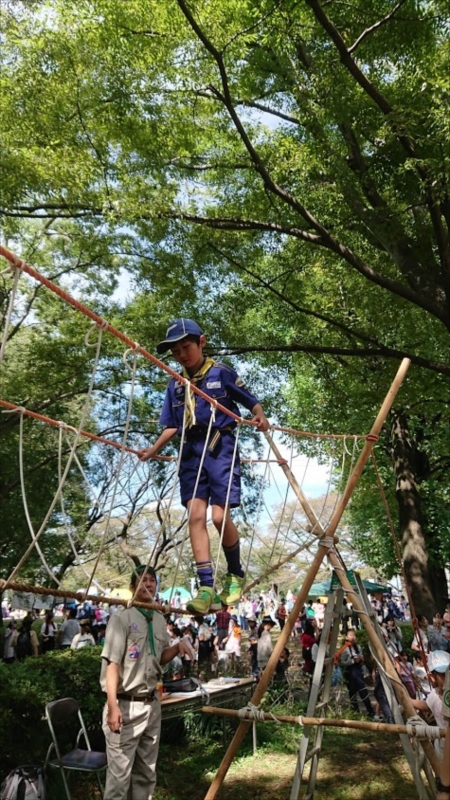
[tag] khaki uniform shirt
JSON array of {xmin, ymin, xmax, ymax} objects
[
  {"xmin": 443, "ymin": 667, "xmax": 450, "ymax": 720},
  {"xmin": 100, "ymin": 606, "xmax": 169, "ymax": 695}
]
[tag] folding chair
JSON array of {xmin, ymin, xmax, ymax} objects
[{"xmin": 44, "ymin": 697, "xmax": 107, "ymax": 800}]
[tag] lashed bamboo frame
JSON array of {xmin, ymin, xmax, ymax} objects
[
  {"xmin": 202, "ymin": 706, "xmax": 447, "ymax": 740},
  {"xmin": 203, "ymin": 358, "xmax": 440, "ymax": 799}
]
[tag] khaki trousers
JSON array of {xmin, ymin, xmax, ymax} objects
[{"xmin": 102, "ymin": 698, "xmax": 162, "ymax": 800}]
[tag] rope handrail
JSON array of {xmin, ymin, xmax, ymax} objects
[
  {"xmin": 0, "ymin": 398, "xmax": 289, "ymax": 464},
  {"xmin": 1, "ymin": 246, "xmax": 371, "ymax": 442}
]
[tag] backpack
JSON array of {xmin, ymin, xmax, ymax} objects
[
  {"xmin": 15, "ymin": 631, "xmax": 32, "ymax": 661},
  {"xmin": 1, "ymin": 765, "xmax": 47, "ymax": 800}
]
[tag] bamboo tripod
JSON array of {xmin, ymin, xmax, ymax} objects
[
  {"xmin": 202, "ymin": 587, "xmax": 443, "ymax": 799},
  {"xmin": 289, "ymin": 584, "xmax": 435, "ymax": 800},
  {"xmin": 203, "ymin": 358, "xmax": 441, "ymax": 799}
]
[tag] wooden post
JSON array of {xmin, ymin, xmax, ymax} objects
[
  {"xmin": 202, "ymin": 706, "xmax": 447, "ymax": 739},
  {"xmin": 244, "ymin": 536, "xmax": 315, "ymax": 594},
  {"xmin": 326, "ymin": 549, "xmax": 441, "ymax": 774},
  {"xmin": 264, "ymin": 359, "xmax": 441, "ymax": 774},
  {"xmin": 326, "ymin": 358, "xmax": 411, "ymax": 535},
  {"xmin": 204, "ymin": 359, "xmax": 414, "ymax": 798},
  {"xmin": 203, "ymin": 542, "xmax": 330, "ymax": 800}
]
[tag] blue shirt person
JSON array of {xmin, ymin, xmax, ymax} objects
[{"xmin": 138, "ymin": 319, "xmax": 269, "ymax": 615}]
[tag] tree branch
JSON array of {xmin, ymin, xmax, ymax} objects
[
  {"xmin": 164, "ymin": 210, "xmax": 446, "ymax": 321},
  {"xmin": 213, "ymin": 343, "xmax": 450, "ymax": 378},
  {"xmin": 305, "ymin": 0, "xmax": 450, "ymax": 289},
  {"xmin": 348, "ymin": 0, "xmax": 409, "ymax": 54}
]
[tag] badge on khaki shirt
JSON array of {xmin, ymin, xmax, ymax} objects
[{"xmin": 128, "ymin": 642, "xmax": 140, "ymax": 660}]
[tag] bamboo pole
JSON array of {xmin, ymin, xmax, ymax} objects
[
  {"xmin": 264, "ymin": 359, "xmax": 441, "ymax": 774},
  {"xmin": 325, "ymin": 551, "xmax": 441, "ymax": 774},
  {"xmin": 203, "ymin": 542, "xmax": 330, "ymax": 800},
  {"xmin": 243, "ymin": 536, "xmax": 316, "ymax": 593},
  {"xmin": 0, "ymin": 578, "xmax": 178, "ymax": 615},
  {"xmin": 263, "ymin": 433, "xmax": 323, "ymax": 533},
  {"xmin": 202, "ymin": 706, "xmax": 447, "ymax": 739},
  {"xmin": 204, "ymin": 359, "xmax": 414, "ymax": 799},
  {"xmin": 326, "ymin": 358, "xmax": 411, "ymax": 535}
]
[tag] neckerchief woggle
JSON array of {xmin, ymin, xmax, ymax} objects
[{"xmin": 182, "ymin": 357, "xmax": 215, "ymax": 428}]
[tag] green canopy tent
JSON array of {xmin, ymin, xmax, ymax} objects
[
  {"xmin": 308, "ymin": 581, "xmax": 332, "ymax": 597},
  {"xmin": 159, "ymin": 586, "xmax": 192, "ymax": 603},
  {"xmin": 308, "ymin": 573, "xmax": 389, "ymax": 598},
  {"xmin": 362, "ymin": 579, "xmax": 390, "ymax": 594}
]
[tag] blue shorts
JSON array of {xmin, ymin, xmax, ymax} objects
[{"xmin": 179, "ymin": 431, "xmax": 241, "ymax": 507}]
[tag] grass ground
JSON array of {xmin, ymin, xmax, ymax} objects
[{"xmin": 153, "ymin": 723, "xmax": 419, "ymax": 800}]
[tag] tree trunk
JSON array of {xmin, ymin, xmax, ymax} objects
[{"xmin": 390, "ymin": 412, "xmax": 447, "ymax": 619}]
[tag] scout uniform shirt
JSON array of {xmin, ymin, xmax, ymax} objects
[
  {"xmin": 160, "ymin": 360, "xmax": 260, "ymax": 432},
  {"xmin": 100, "ymin": 606, "xmax": 170, "ymax": 696}
]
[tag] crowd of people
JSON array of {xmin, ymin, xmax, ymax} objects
[
  {"xmin": 2, "ymin": 600, "xmax": 110, "ymax": 661},
  {"xmin": 2, "ymin": 573, "xmax": 450, "ymax": 799}
]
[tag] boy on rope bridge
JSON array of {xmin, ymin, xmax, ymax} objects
[{"xmin": 138, "ymin": 318, "xmax": 269, "ymax": 615}]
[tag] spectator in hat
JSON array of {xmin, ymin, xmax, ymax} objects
[
  {"xmin": 412, "ymin": 650, "xmax": 450, "ymax": 759},
  {"xmin": 71, "ymin": 619, "xmax": 96, "ymax": 650},
  {"xmin": 100, "ymin": 563, "xmax": 188, "ymax": 800},
  {"xmin": 138, "ymin": 318, "xmax": 269, "ymax": 616}
]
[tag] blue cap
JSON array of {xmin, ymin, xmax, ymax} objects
[{"xmin": 156, "ymin": 319, "xmax": 203, "ymax": 354}]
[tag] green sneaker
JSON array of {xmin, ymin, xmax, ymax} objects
[
  {"xmin": 219, "ymin": 573, "xmax": 245, "ymax": 606},
  {"xmin": 186, "ymin": 587, "xmax": 222, "ymax": 615}
]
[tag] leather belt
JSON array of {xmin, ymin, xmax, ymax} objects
[
  {"xmin": 185, "ymin": 426, "xmax": 234, "ymax": 441},
  {"xmin": 116, "ymin": 691, "xmax": 156, "ymax": 702}
]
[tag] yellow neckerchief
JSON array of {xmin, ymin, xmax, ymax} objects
[{"xmin": 182, "ymin": 356, "xmax": 215, "ymax": 428}]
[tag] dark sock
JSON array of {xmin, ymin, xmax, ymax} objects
[
  {"xmin": 222, "ymin": 541, "xmax": 244, "ymax": 578},
  {"xmin": 196, "ymin": 561, "xmax": 214, "ymax": 588}
]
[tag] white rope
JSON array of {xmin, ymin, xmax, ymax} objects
[
  {"xmin": 265, "ymin": 435, "xmax": 294, "ymax": 564},
  {"xmin": 322, "ymin": 437, "xmax": 356, "ymax": 526},
  {"xmin": 237, "ymin": 702, "xmax": 275, "ymax": 722},
  {"xmin": 6, "ymin": 323, "xmax": 105, "ymax": 585},
  {"xmin": 58, "ymin": 427, "xmax": 107, "ymax": 594},
  {"xmin": 242, "ymin": 440, "xmax": 273, "ymax": 578},
  {"xmin": 17, "ymin": 411, "xmax": 61, "ymax": 585},
  {"xmin": 86, "ymin": 345, "xmax": 140, "ymax": 597},
  {"xmin": 405, "ymin": 715, "xmax": 443, "ymax": 741},
  {"xmin": 213, "ymin": 421, "xmax": 243, "ymax": 590}
]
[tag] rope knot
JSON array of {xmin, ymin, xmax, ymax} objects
[
  {"xmin": 237, "ymin": 702, "xmax": 266, "ymax": 722},
  {"xmin": 405, "ymin": 715, "xmax": 442, "ymax": 741},
  {"xmin": 318, "ymin": 536, "xmax": 335, "ymax": 551}
]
